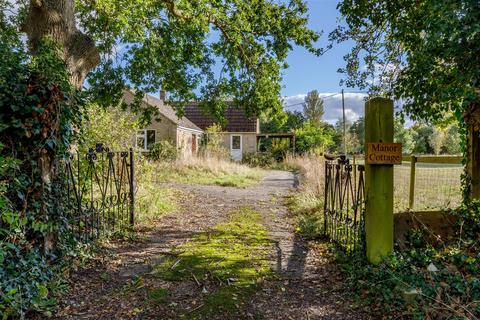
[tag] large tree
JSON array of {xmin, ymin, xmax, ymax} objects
[
  {"xmin": 303, "ymin": 90, "xmax": 325, "ymax": 126},
  {"xmin": 0, "ymin": 0, "xmax": 319, "ymax": 252},
  {"xmin": 12, "ymin": 0, "xmax": 319, "ymax": 116},
  {"xmin": 331, "ymin": 0, "xmax": 480, "ymax": 199}
]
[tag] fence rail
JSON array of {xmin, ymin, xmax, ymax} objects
[{"xmin": 352, "ymin": 154, "xmax": 462, "ymax": 213}]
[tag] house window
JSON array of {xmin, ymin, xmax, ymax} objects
[
  {"xmin": 136, "ymin": 129, "xmax": 156, "ymax": 150},
  {"xmin": 231, "ymin": 135, "xmax": 241, "ymax": 150}
]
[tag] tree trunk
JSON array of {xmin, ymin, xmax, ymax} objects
[
  {"xmin": 464, "ymin": 102, "xmax": 480, "ymax": 200},
  {"xmin": 21, "ymin": 0, "xmax": 100, "ymax": 250},
  {"xmin": 23, "ymin": 0, "xmax": 100, "ymax": 89}
]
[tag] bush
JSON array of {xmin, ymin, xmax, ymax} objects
[
  {"xmin": 81, "ymin": 103, "xmax": 139, "ymax": 152},
  {"xmin": 295, "ymin": 122, "xmax": 334, "ymax": 154},
  {"xmin": 242, "ymin": 152, "xmax": 274, "ymax": 167},
  {"xmin": 147, "ymin": 140, "xmax": 178, "ymax": 161},
  {"xmin": 200, "ymin": 124, "xmax": 230, "ymax": 160}
]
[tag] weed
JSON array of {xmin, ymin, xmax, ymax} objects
[{"xmin": 147, "ymin": 287, "xmax": 170, "ymax": 304}]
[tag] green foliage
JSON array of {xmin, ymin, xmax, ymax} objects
[
  {"xmin": 201, "ymin": 124, "xmax": 229, "ymax": 159},
  {"xmin": 242, "ymin": 152, "xmax": 275, "ymax": 168},
  {"xmin": 71, "ymin": 0, "xmax": 321, "ymax": 122},
  {"xmin": 334, "ymin": 199, "xmax": 480, "ymax": 318},
  {"xmin": 296, "ymin": 214, "xmax": 323, "ymax": 240},
  {"xmin": 146, "ymin": 140, "xmax": 178, "ymax": 162},
  {"xmin": 411, "ymin": 124, "xmax": 434, "ymax": 154},
  {"xmin": 0, "ymin": 31, "xmax": 81, "ymax": 317},
  {"xmin": 134, "ymin": 156, "xmax": 181, "ymax": 227},
  {"xmin": 332, "ymin": 118, "xmax": 359, "ymax": 154},
  {"xmin": 332, "ymin": 0, "xmax": 480, "ymax": 123},
  {"xmin": 295, "ymin": 122, "xmax": 335, "ymax": 154},
  {"xmin": 444, "ymin": 124, "xmax": 463, "ymax": 155},
  {"xmin": 81, "ymin": 103, "xmax": 140, "ymax": 151},
  {"xmin": 337, "ymin": 242, "xmax": 480, "ymax": 318},
  {"xmin": 154, "ymin": 207, "xmax": 272, "ymax": 318},
  {"xmin": 303, "ymin": 90, "xmax": 325, "ymax": 126},
  {"xmin": 349, "ymin": 117, "xmax": 365, "ymax": 153},
  {"xmin": 260, "ymin": 110, "xmax": 305, "ymax": 134},
  {"xmin": 394, "ymin": 118, "xmax": 414, "ymax": 155}
]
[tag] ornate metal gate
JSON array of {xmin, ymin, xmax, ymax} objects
[
  {"xmin": 61, "ymin": 144, "xmax": 135, "ymax": 241},
  {"xmin": 323, "ymin": 155, "xmax": 365, "ymax": 254}
]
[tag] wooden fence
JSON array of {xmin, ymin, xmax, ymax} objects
[{"xmin": 352, "ymin": 154, "xmax": 463, "ymax": 213}]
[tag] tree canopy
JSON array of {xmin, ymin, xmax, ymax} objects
[
  {"xmin": 4, "ymin": 0, "xmax": 320, "ymax": 121},
  {"xmin": 303, "ymin": 90, "xmax": 325, "ymax": 126},
  {"xmin": 331, "ymin": 0, "xmax": 480, "ymax": 124}
]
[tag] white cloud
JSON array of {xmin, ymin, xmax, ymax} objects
[{"xmin": 283, "ymin": 92, "xmax": 368, "ymax": 124}]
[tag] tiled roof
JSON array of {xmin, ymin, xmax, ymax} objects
[
  {"xmin": 183, "ymin": 103, "xmax": 258, "ymax": 133},
  {"xmin": 123, "ymin": 90, "xmax": 202, "ymax": 132}
]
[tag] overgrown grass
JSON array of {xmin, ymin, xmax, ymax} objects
[
  {"xmin": 283, "ymin": 154, "xmax": 326, "ymax": 239},
  {"xmin": 153, "ymin": 156, "xmax": 265, "ymax": 188},
  {"xmin": 154, "ymin": 207, "xmax": 272, "ymax": 318},
  {"xmin": 135, "ymin": 187, "xmax": 181, "ymax": 227},
  {"xmin": 134, "ymin": 157, "xmax": 183, "ymax": 228}
]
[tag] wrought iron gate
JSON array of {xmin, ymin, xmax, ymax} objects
[
  {"xmin": 323, "ymin": 155, "xmax": 365, "ymax": 254},
  {"xmin": 61, "ymin": 144, "xmax": 135, "ymax": 242}
]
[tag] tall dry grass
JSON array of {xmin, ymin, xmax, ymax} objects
[
  {"xmin": 284, "ymin": 154, "xmax": 326, "ymax": 220},
  {"xmin": 152, "ymin": 153, "xmax": 265, "ymax": 187},
  {"xmin": 285, "ymin": 153, "xmax": 325, "ymax": 195}
]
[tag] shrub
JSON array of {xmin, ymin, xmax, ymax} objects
[
  {"xmin": 81, "ymin": 103, "xmax": 140, "ymax": 151},
  {"xmin": 242, "ymin": 152, "xmax": 274, "ymax": 167},
  {"xmin": 147, "ymin": 140, "xmax": 178, "ymax": 161},
  {"xmin": 200, "ymin": 124, "xmax": 230, "ymax": 160},
  {"xmin": 295, "ymin": 122, "xmax": 334, "ymax": 154}
]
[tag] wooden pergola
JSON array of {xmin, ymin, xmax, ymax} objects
[{"xmin": 256, "ymin": 132, "xmax": 296, "ymax": 155}]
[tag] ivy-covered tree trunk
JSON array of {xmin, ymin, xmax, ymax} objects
[
  {"xmin": 20, "ymin": 0, "xmax": 100, "ymax": 249},
  {"xmin": 465, "ymin": 102, "xmax": 480, "ymax": 200}
]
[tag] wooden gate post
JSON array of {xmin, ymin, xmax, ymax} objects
[{"xmin": 365, "ymin": 98, "xmax": 394, "ymax": 264}]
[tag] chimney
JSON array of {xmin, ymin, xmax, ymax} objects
[{"xmin": 160, "ymin": 90, "xmax": 166, "ymax": 101}]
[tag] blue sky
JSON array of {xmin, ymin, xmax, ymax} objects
[
  {"xmin": 282, "ymin": 0, "xmax": 350, "ymax": 96},
  {"xmin": 280, "ymin": 0, "xmax": 368, "ymax": 124}
]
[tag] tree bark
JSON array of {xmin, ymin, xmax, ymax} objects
[
  {"xmin": 23, "ymin": 0, "xmax": 100, "ymax": 89},
  {"xmin": 464, "ymin": 102, "xmax": 480, "ymax": 200},
  {"xmin": 21, "ymin": 0, "xmax": 100, "ymax": 250}
]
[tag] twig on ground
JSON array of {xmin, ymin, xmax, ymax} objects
[
  {"xmin": 170, "ymin": 259, "xmax": 182, "ymax": 270},
  {"xmin": 190, "ymin": 271, "xmax": 201, "ymax": 286}
]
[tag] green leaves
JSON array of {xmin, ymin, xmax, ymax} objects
[
  {"xmin": 76, "ymin": 0, "xmax": 319, "ymax": 120},
  {"xmin": 332, "ymin": 0, "xmax": 480, "ymax": 122}
]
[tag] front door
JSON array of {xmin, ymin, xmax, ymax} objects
[{"xmin": 230, "ymin": 135, "xmax": 242, "ymax": 161}]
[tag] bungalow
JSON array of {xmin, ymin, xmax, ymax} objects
[
  {"xmin": 183, "ymin": 102, "xmax": 260, "ymax": 161},
  {"xmin": 123, "ymin": 90, "xmax": 203, "ymax": 156}
]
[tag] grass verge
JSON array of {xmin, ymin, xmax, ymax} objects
[
  {"xmin": 135, "ymin": 187, "xmax": 182, "ymax": 228},
  {"xmin": 153, "ymin": 157, "xmax": 265, "ymax": 188},
  {"xmin": 154, "ymin": 207, "xmax": 272, "ymax": 318}
]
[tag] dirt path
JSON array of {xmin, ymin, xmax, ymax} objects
[{"xmin": 56, "ymin": 171, "xmax": 364, "ymax": 319}]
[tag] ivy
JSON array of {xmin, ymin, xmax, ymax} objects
[{"xmin": 0, "ymin": 23, "xmax": 83, "ymax": 318}]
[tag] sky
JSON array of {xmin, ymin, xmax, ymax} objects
[{"xmin": 281, "ymin": 0, "xmax": 368, "ymax": 124}]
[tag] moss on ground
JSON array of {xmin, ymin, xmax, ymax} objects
[{"xmin": 154, "ymin": 207, "xmax": 272, "ymax": 318}]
